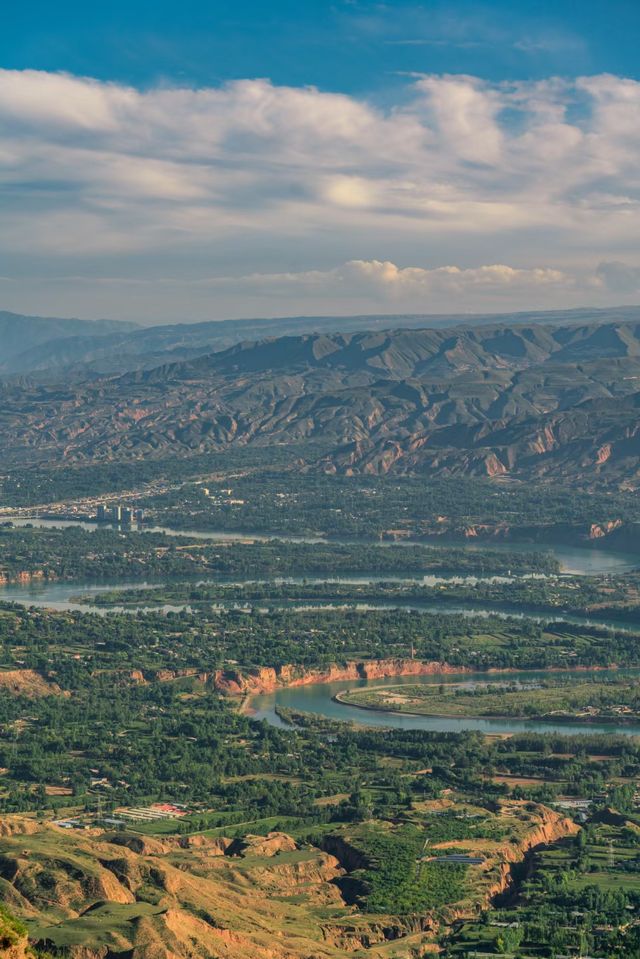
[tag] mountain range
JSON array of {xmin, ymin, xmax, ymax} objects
[
  {"xmin": 4, "ymin": 305, "xmax": 640, "ymax": 378},
  {"xmin": 1, "ymin": 316, "xmax": 639, "ymax": 485}
]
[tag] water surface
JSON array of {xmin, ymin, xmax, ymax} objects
[
  {"xmin": 8, "ymin": 517, "xmax": 640, "ymax": 576},
  {"xmin": 251, "ymin": 668, "xmax": 640, "ymax": 738}
]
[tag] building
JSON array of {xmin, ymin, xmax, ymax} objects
[{"xmin": 97, "ymin": 503, "xmax": 142, "ymax": 524}]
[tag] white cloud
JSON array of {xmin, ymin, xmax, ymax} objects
[
  {"xmin": 276, "ymin": 260, "xmax": 572, "ymax": 297},
  {"xmin": 322, "ymin": 176, "xmax": 377, "ymax": 209},
  {"xmin": 2, "ymin": 68, "xmax": 640, "ymax": 318},
  {"xmin": 0, "ymin": 259, "xmax": 605, "ymax": 322},
  {"xmin": 413, "ymin": 75, "xmax": 504, "ymax": 165}
]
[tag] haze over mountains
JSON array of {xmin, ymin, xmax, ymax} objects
[
  {"xmin": 1, "ymin": 312, "xmax": 640, "ymax": 486},
  {"xmin": 4, "ymin": 305, "xmax": 640, "ymax": 378},
  {"xmin": 0, "ymin": 312, "xmax": 136, "ymax": 375}
]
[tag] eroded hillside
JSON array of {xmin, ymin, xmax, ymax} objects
[
  {"xmin": 0, "ymin": 802, "xmax": 576, "ymax": 959},
  {"xmin": 1, "ymin": 320, "xmax": 639, "ymax": 484}
]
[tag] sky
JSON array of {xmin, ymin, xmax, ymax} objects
[{"xmin": 2, "ymin": 0, "xmax": 640, "ymax": 323}]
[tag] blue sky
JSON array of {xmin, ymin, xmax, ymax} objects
[
  {"xmin": 4, "ymin": 0, "xmax": 640, "ymax": 91},
  {"xmin": 2, "ymin": 1, "xmax": 640, "ymax": 321}
]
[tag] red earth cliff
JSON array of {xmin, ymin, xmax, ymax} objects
[{"xmin": 213, "ymin": 659, "xmax": 469, "ymax": 695}]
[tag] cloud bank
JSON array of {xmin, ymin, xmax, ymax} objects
[{"xmin": 2, "ymin": 69, "xmax": 640, "ymax": 319}]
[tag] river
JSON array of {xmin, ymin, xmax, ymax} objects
[
  {"xmin": 0, "ymin": 579, "xmax": 193, "ymax": 614},
  {"xmin": 4, "ymin": 519, "xmax": 640, "ymax": 738},
  {"xmin": 250, "ymin": 668, "xmax": 640, "ymax": 738},
  {"xmin": 8, "ymin": 517, "xmax": 640, "ymax": 575},
  {"xmin": 1, "ymin": 519, "xmax": 639, "ymax": 625},
  {"xmin": 1, "ymin": 576, "xmax": 639, "ymax": 633},
  {"xmin": 0, "ymin": 574, "xmax": 539, "ymax": 614}
]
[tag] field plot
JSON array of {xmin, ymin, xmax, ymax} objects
[{"xmin": 114, "ymin": 803, "xmax": 190, "ymax": 822}]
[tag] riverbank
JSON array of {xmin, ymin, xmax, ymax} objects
[
  {"xmin": 248, "ymin": 665, "xmax": 640, "ymax": 738},
  {"xmin": 332, "ymin": 687, "xmax": 640, "ymax": 726},
  {"xmin": 333, "ymin": 675, "xmax": 640, "ymax": 727},
  {"xmin": 235, "ymin": 659, "xmax": 637, "ymax": 708},
  {"xmin": 214, "ymin": 658, "xmax": 473, "ymax": 696}
]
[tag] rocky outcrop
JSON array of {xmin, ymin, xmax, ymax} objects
[
  {"xmin": 178, "ymin": 834, "xmax": 233, "ymax": 856},
  {"xmin": 463, "ymin": 523, "xmax": 511, "ymax": 539},
  {"xmin": 0, "ymin": 570, "xmax": 50, "ymax": 585},
  {"xmin": 107, "ymin": 834, "xmax": 173, "ymax": 856},
  {"xmin": 588, "ymin": 518, "xmax": 623, "ymax": 539},
  {"xmin": 484, "ymin": 453, "xmax": 508, "ymax": 477},
  {"xmin": 215, "ymin": 659, "xmax": 469, "ymax": 696},
  {"xmin": 0, "ymin": 908, "xmax": 31, "ymax": 959},
  {"xmin": 596, "ymin": 443, "xmax": 612, "ymax": 465},
  {"xmin": 125, "ymin": 667, "xmax": 211, "ymax": 686},
  {"xmin": 128, "ymin": 668, "xmax": 210, "ymax": 685},
  {"xmin": 1, "ymin": 853, "xmax": 135, "ymax": 917},
  {"xmin": 245, "ymin": 850, "xmax": 344, "ymax": 903},
  {"xmin": 153, "ymin": 668, "xmax": 210, "ymax": 683},
  {"xmin": 232, "ymin": 832, "xmax": 297, "ymax": 858},
  {"xmin": 322, "ymin": 915, "xmax": 439, "ymax": 951}
]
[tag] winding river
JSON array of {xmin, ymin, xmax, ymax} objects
[
  {"xmin": 4, "ymin": 518, "xmax": 640, "ymax": 737},
  {"xmin": 0, "ymin": 571, "xmax": 639, "ymax": 630},
  {"xmin": 250, "ymin": 668, "xmax": 640, "ymax": 738},
  {"xmin": 1, "ymin": 521, "xmax": 639, "ymax": 627}
]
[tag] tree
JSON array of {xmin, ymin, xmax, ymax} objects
[{"xmin": 496, "ymin": 926, "xmax": 524, "ymax": 955}]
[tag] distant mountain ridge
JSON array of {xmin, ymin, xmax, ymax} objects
[
  {"xmin": 4, "ymin": 304, "xmax": 640, "ymax": 377},
  {"xmin": 0, "ymin": 311, "xmax": 136, "ymax": 373},
  {"xmin": 1, "ymin": 317, "xmax": 640, "ymax": 485}
]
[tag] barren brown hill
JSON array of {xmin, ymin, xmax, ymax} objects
[
  {"xmin": 0, "ymin": 670, "xmax": 63, "ymax": 698},
  {"xmin": 0, "ymin": 905, "xmax": 31, "ymax": 959},
  {"xmin": 0, "ymin": 806, "xmax": 576, "ymax": 959}
]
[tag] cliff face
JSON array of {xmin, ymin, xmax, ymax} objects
[
  {"xmin": 588, "ymin": 518, "xmax": 623, "ymax": 539},
  {"xmin": 0, "ymin": 818, "xmax": 42, "ymax": 839},
  {"xmin": 214, "ymin": 658, "xmax": 468, "ymax": 695},
  {"xmin": 128, "ymin": 668, "xmax": 211, "ymax": 685},
  {"xmin": 134, "ymin": 661, "xmax": 459, "ymax": 695},
  {"xmin": 484, "ymin": 804, "xmax": 579, "ymax": 904},
  {"xmin": 321, "ymin": 914, "xmax": 439, "ymax": 951},
  {"xmin": 0, "ymin": 570, "xmax": 50, "ymax": 585}
]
